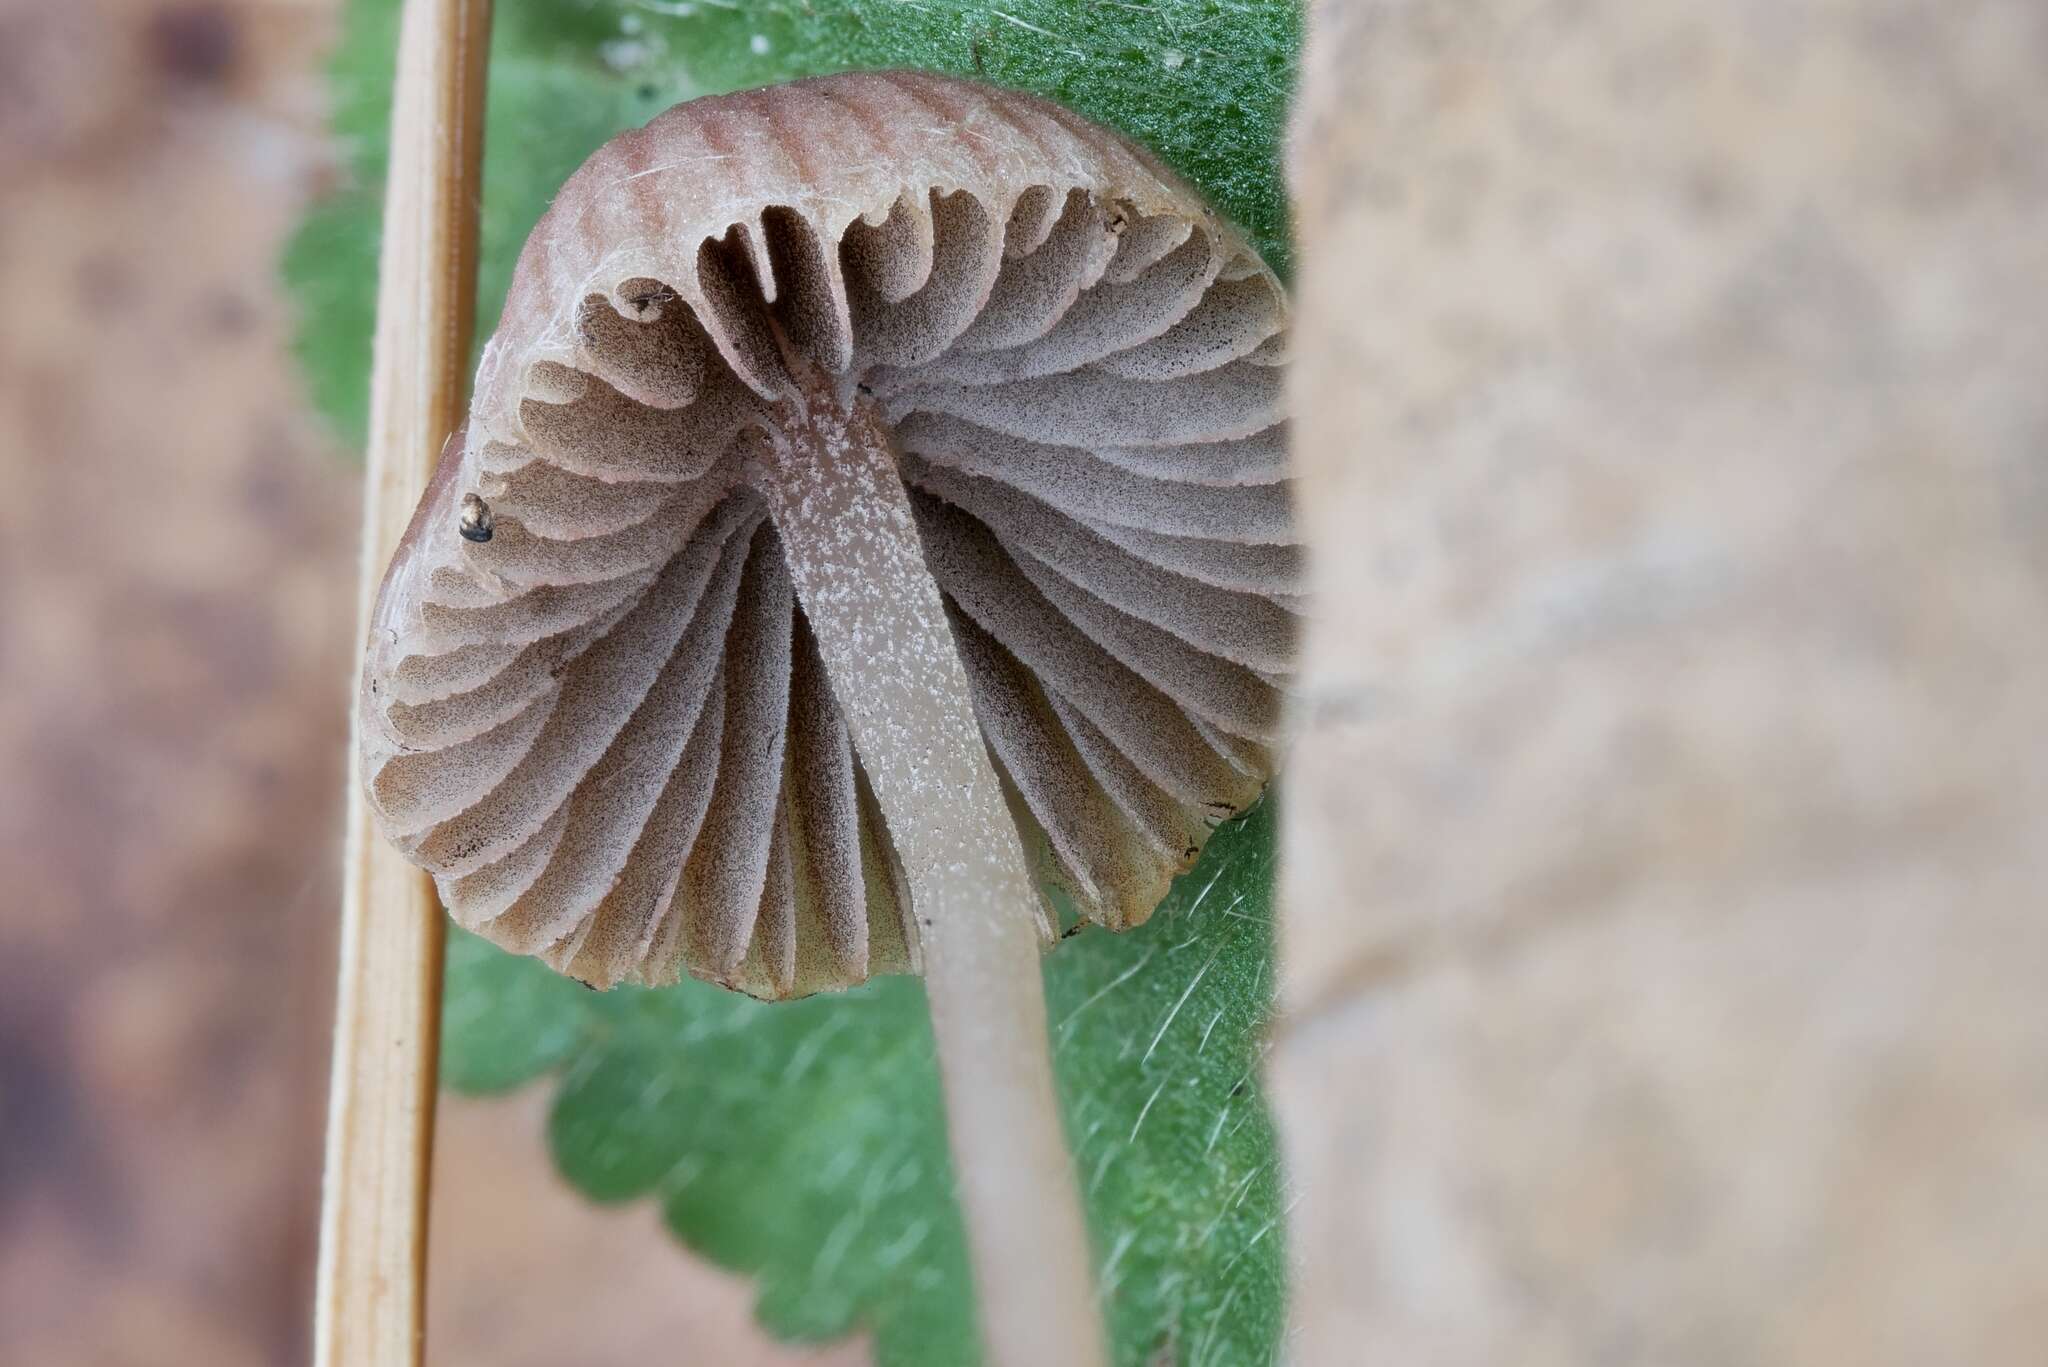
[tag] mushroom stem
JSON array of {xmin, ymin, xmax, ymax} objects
[{"xmin": 752, "ymin": 363, "xmax": 1105, "ymax": 1367}]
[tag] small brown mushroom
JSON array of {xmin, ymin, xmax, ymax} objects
[{"xmin": 359, "ymin": 71, "xmax": 1294, "ymax": 1366}]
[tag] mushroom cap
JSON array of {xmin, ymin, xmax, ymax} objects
[{"xmin": 360, "ymin": 71, "xmax": 1298, "ymax": 998}]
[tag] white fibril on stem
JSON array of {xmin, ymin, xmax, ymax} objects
[{"xmin": 752, "ymin": 355, "xmax": 1104, "ymax": 1367}]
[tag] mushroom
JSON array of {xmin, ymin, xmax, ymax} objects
[{"xmin": 358, "ymin": 71, "xmax": 1295, "ymax": 1365}]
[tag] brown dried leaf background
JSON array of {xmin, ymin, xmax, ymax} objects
[{"xmin": 1276, "ymin": 0, "xmax": 2048, "ymax": 1362}]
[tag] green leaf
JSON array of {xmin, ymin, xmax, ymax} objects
[
  {"xmin": 292, "ymin": 2, "xmax": 1299, "ymax": 1362},
  {"xmin": 283, "ymin": 0, "xmax": 1299, "ymax": 446},
  {"xmin": 445, "ymin": 805, "xmax": 1286, "ymax": 1366}
]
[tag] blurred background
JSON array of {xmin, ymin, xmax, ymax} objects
[
  {"xmin": 7, "ymin": 1, "xmax": 2047, "ymax": 1364},
  {"xmin": 0, "ymin": 2, "xmax": 856, "ymax": 1361}
]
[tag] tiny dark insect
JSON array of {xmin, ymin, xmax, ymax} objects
[
  {"xmin": 458, "ymin": 491, "xmax": 494, "ymax": 542},
  {"xmin": 628, "ymin": 286, "xmax": 675, "ymax": 315}
]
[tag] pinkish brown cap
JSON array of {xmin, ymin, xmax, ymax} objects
[{"xmin": 359, "ymin": 72, "xmax": 1297, "ymax": 999}]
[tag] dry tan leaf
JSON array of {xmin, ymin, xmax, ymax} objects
[{"xmin": 1277, "ymin": 1, "xmax": 2048, "ymax": 1361}]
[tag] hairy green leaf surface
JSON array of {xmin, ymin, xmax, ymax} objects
[
  {"xmin": 292, "ymin": 3, "xmax": 1298, "ymax": 1362},
  {"xmin": 444, "ymin": 807, "xmax": 1285, "ymax": 1365}
]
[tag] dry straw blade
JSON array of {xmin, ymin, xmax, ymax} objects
[{"xmin": 314, "ymin": 1, "xmax": 493, "ymax": 1363}]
